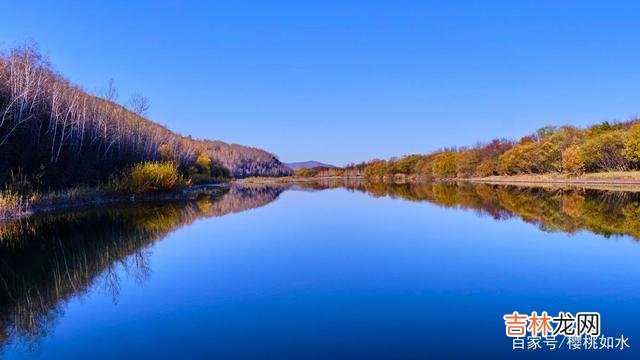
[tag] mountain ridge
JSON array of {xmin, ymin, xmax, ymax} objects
[{"xmin": 284, "ymin": 161, "xmax": 337, "ymax": 170}]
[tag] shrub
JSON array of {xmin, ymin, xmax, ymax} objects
[
  {"xmin": 210, "ymin": 161, "xmax": 231, "ymax": 178},
  {"xmin": 456, "ymin": 149, "xmax": 481, "ymax": 177},
  {"xmin": 580, "ymin": 130, "xmax": 628, "ymax": 172},
  {"xmin": 622, "ymin": 123, "xmax": 640, "ymax": 165},
  {"xmin": 432, "ymin": 152, "xmax": 459, "ymax": 178},
  {"xmin": 475, "ymin": 159, "xmax": 497, "ymax": 177},
  {"xmin": 109, "ymin": 161, "xmax": 187, "ymax": 194},
  {"xmin": 195, "ymin": 152, "xmax": 212, "ymax": 174},
  {"xmin": 497, "ymin": 140, "xmax": 537, "ymax": 174},
  {"xmin": 414, "ymin": 157, "xmax": 435, "ymax": 177},
  {"xmin": 130, "ymin": 162, "xmax": 185, "ymax": 193},
  {"xmin": 0, "ymin": 190, "xmax": 26, "ymax": 218},
  {"xmin": 188, "ymin": 157, "xmax": 230, "ymax": 184},
  {"xmin": 363, "ymin": 160, "xmax": 390, "ymax": 179},
  {"xmin": 392, "ymin": 155, "xmax": 423, "ymax": 174}
]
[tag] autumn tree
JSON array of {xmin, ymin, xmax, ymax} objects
[
  {"xmin": 392, "ymin": 155, "xmax": 422, "ymax": 174},
  {"xmin": 580, "ymin": 130, "xmax": 628, "ymax": 171},
  {"xmin": 561, "ymin": 145, "xmax": 584, "ymax": 175},
  {"xmin": 363, "ymin": 160, "xmax": 390, "ymax": 179},
  {"xmin": 475, "ymin": 160, "xmax": 497, "ymax": 177},
  {"xmin": 497, "ymin": 138, "xmax": 537, "ymax": 174},
  {"xmin": 432, "ymin": 152, "xmax": 459, "ymax": 178},
  {"xmin": 456, "ymin": 149, "xmax": 481, "ymax": 177},
  {"xmin": 622, "ymin": 122, "xmax": 640, "ymax": 166},
  {"xmin": 195, "ymin": 152, "xmax": 212, "ymax": 174}
]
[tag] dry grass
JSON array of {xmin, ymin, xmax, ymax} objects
[
  {"xmin": 108, "ymin": 161, "xmax": 188, "ymax": 194},
  {"xmin": 579, "ymin": 171, "xmax": 640, "ymax": 180},
  {"xmin": 0, "ymin": 190, "xmax": 26, "ymax": 218},
  {"xmin": 473, "ymin": 171, "xmax": 640, "ymax": 184},
  {"xmin": 462, "ymin": 171, "xmax": 640, "ymax": 192}
]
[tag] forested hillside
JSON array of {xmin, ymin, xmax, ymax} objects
[
  {"xmin": 352, "ymin": 120, "xmax": 640, "ymax": 180},
  {"xmin": 0, "ymin": 45, "xmax": 290, "ymax": 190}
]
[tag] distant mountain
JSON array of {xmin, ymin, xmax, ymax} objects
[{"xmin": 284, "ymin": 161, "xmax": 337, "ymax": 170}]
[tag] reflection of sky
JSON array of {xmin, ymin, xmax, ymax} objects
[{"xmin": 8, "ymin": 188, "xmax": 640, "ymax": 359}]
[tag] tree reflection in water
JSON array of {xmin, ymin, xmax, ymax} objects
[
  {"xmin": 297, "ymin": 179, "xmax": 640, "ymax": 240},
  {"xmin": 2, "ymin": 180, "xmax": 640, "ymax": 351},
  {"xmin": 0, "ymin": 184, "xmax": 288, "ymax": 351}
]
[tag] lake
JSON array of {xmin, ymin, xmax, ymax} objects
[{"xmin": 1, "ymin": 181, "xmax": 639, "ymax": 359}]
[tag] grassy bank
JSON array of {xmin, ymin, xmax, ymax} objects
[
  {"xmin": 467, "ymin": 171, "xmax": 640, "ymax": 184},
  {"xmin": 0, "ymin": 183, "xmax": 230, "ymax": 221},
  {"xmin": 0, "ymin": 161, "xmax": 232, "ymax": 220},
  {"xmin": 242, "ymin": 171, "xmax": 640, "ymax": 192}
]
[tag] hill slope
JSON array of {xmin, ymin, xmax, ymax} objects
[{"xmin": 0, "ymin": 45, "xmax": 291, "ymax": 188}]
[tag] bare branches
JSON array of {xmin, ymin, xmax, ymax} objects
[
  {"xmin": 103, "ymin": 78, "xmax": 117, "ymax": 103},
  {"xmin": 0, "ymin": 44, "xmax": 291, "ymax": 188},
  {"xmin": 127, "ymin": 92, "xmax": 150, "ymax": 117}
]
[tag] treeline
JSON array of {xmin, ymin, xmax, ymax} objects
[
  {"xmin": 293, "ymin": 162, "xmax": 366, "ymax": 178},
  {"xmin": 351, "ymin": 121, "xmax": 640, "ymax": 180},
  {"xmin": 0, "ymin": 44, "xmax": 291, "ymax": 191}
]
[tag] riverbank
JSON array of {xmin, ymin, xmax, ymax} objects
[
  {"xmin": 463, "ymin": 171, "xmax": 640, "ymax": 189},
  {"xmin": 241, "ymin": 172, "xmax": 640, "ymax": 192},
  {"xmin": 242, "ymin": 172, "xmax": 640, "ymax": 185},
  {"xmin": 239, "ymin": 176, "xmax": 364, "ymax": 184},
  {"xmin": 0, "ymin": 183, "xmax": 230, "ymax": 221}
]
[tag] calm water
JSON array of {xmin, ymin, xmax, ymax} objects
[{"xmin": 1, "ymin": 181, "xmax": 639, "ymax": 359}]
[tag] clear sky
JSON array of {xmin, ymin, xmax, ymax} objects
[{"xmin": 2, "ymin": 1, "xmax": 640, "ymax": 166}]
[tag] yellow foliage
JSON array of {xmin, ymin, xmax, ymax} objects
[
  {"xmin": 109, "ymin": 161, "xmax": 187, "ymax": 194},
  {"xmin": 195, "ymin": 152, "xmax": 212, "ymax": 174},
  {"xmin": 475, "ymin": 159, "xmax": 497, "ymax": 177},
  {"xmin": 432, "ymin": 152, "xmax": 459, "ymax": 178},
  {"xmin": 294, "ymin": 168, "xmax": 319, "ymax": 177},
  {"xmin": 623, "ymin": 123, "xmax": 640, "ymax": 164},
  {"xmin": 130, "ymin": 162, "xmax": 184, "ymax": 193},
  {"xmin": 561, "ymin": 145, "xmax": 584, "ymax": 175},
  {"xmin": 0, "ymin": 190, "xmax": 25, "ymax": 218}
]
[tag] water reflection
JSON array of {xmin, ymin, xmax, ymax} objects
[
  {"xmin": 298, "ymin": 179, "xmax": 640, "ymax": 241},
  {"xmin": 0, "ymin": 184, "xmax": 287, "ymax": 351},
  {"xmin": 2, "ymin": 179, "xmax": 640, "ymax": 354}
]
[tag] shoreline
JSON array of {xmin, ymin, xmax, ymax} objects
[
  {"xmin": 459, "ymin": 173, "xmax": 640, "ymax": 191},
  {"xmin": 238, "ymin": 176, "xmax": 365, "ymax": 184},
  {"xmin": 6, "ymin": 172, "xmax": 640, "ymax": 221},
  {"xmin": 243, "ymin": 173, "xmax": 640, "ymax": 192},
  {"xmin": 0, "ymin": 183, "xmax": 230, "ymax": 221}
]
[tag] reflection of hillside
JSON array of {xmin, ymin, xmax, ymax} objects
[
  {"xmin": 209, "ymin": 183, "xmax": 289, "ymax": 215},
  {"xmin": 0, "ymin": 184, "xmax": 285, "ymax": 351},
  {"xmin": 293, "ymin": 178, "xmax": 363, "ymax": 191},
  {"xmin": 300, "ymin": 179, "xmax": 640, "ymax": 241}
]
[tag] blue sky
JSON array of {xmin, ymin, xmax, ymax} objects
[{"xmin": 2, "ymin": 1, "xmax": 640, "ymax": 165}]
